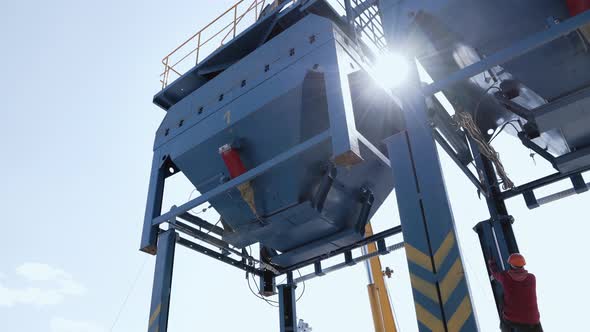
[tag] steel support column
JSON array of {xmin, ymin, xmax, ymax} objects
[
  {"xmin": 141, "ymin": 154, "xmax": 167, "ymax": 254},
  {"xmin": 470, "ymin": 142, "xmax": 520, "ymax": 317},
  {"xmin": 278, "ymin": 284, "xmax": 297, "ymax": 332},
  {"xmin": 384, "ymin": 67, "xmax": 478, "ymax": 332},
  {"xmin": 147, "ymin": 230, "xmax": 177, "ymax": 332}
]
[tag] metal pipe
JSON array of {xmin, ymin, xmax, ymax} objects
[
  {"xmin": 293, "ymin": 242, "xmax": 404, "ymax": 284},
  {"xmin": 179, "ymin": 212, "xmax": 224, "ymax": 236},
  {"xmin": 501, "ymin": 167, "xmax": 590, "ymax": 200},
  {"xmin": 536, "ymin": 182, "xmax": 590, "ymax": 206},
  {"xmin": 361, "ymin": 245, "xmax": 374, "ymax": 284}
]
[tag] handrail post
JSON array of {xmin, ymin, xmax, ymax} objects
[
  {"xmin": 233, "ymin": 5, "xmax": 238, "ymax": 38},
  {"xmin": 163, "ymin": 57, "xmax": 169, "ymax": 89},
  {"xmin": 255, "ymin": 0, "xmax": 259, "ymax": 19},
  {"xmin": 196, "ymin": 33, "xmax": 201, "ymax": 65}
]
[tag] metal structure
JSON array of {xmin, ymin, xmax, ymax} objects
[
  {"xmin": 141, "ymin": 0, "xmax": 590, "ymax": 331},
  {"xmin": 364, "ymin": 224, "xmax": 398, "ymax": 332}
]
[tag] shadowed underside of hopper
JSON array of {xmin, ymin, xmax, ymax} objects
[
  {"xmin": 380, "ymin": 0, "xmax": 590, "ymax": 171},
  {"xmin": 143, "ymin": 4, "xmax": 404, "ymax": 267}
]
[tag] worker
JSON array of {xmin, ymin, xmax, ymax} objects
[{"xmin": 489, "ymin": 253, "xmax": 542, "ymax": 332}]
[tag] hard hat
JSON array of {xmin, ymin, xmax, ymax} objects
[{"xmin": 507, "ymin": 253, "xmax": 526, "ymax": 268}]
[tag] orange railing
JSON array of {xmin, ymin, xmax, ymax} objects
[{"xmin": 160, "ymin": 0, "xmax": 269, "ymax": 89}]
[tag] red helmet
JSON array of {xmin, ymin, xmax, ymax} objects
[{"xmin": 508, "ymin": 253, "xmax": 526, "ymax": 268}]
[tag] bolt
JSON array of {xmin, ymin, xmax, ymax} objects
[{"xmin": 383, "ymin": 267, "xmax": 394, "ymax": 278}]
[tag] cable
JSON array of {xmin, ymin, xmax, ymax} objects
[
  {"xmin": 488, "ymin": 120, "xmax": 521, "ymax": 144},
  {"xmin": 204, "ymin": 218, "xmax": 222, "ymax": 236},
  {"xmin": 296, "ymin": 270, "xmax": 305, "ymax": 302},
  {"xmin": 247, "ymin": 271, "xmax": 305, "ymax": 306},
  {"xmin": 109, "ymin": 256, "xmax": 149, "ymax": 331},
  {"xmin": 473, "ymin": 85, "xmax": 502, "ymax": 123},
  {"xmin": 187, "ymin": 189, "xmax": 212, "ymax": 215},
  {"xmin": 247, "ymin": 273, "xmax": 279, "ymax": 307},
  {"xmin": 455, "ymin": 111, "xmax": 515, "ymax": 189}
]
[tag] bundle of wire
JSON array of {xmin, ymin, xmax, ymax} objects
[{"xmin": 454, "ymin": 111, "xmax": 515, "ymax": 190}]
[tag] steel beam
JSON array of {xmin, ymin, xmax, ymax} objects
[
  {"xmin": 385, "ymin": 67, "xmax": 478, "ymax": 332},
  {"xmin": 278, "ymin": 284, "xmax": 298, "ymax": 332},
  {"xmin": 293, "ymin": 241, "xmax": 404, "ymax": 284},
  {"xmin": 433, "ymin": 130, "xmax": 486, "ymax": 195},
  {"xmin": 147, "ymin": 230, "xmax": 177, "ymax": 332},
  {"xmin": 422, "ymin": 10, "xmax": 590, "ymax": 96},
  {"xmin": 152, "ymin": 131, "xmax": 330, "ymax": 226},
  {"xmin": 500, "ymin": 167, "xmax": 590, "ymax": 200},
  {"xmin": 176, "ymin": 237, "xmax": 262, "ymax": 276},
  {"xmin": 141, "ymin": 154, "xmax": 167, "ymax": 254},
  {"xmin": 178, "ymin": 212, "xmax": 224, "ymax": 236},
  {"xmin": 517, "ymin": 132, "xmax": 557, "ymax": 169},
  {"xmin": 324, "ymin": 51, "xmax": 362, "ymax": 165},
  {"xmin": 279, "ymin": 225, "xmax": 402, "ymax": 273}
]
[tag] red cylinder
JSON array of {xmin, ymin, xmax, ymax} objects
[
  {"xmin": 566, "ymin": 0, "xmax": 590, "ymax": 16},
  {"xmin": 219, "ymin": 144, "xmax": 247, "ymax": 178}
]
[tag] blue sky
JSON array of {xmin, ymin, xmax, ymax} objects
[{"xmin": 0, "ymin": 1, "xmax": 588, "ymax": 331}]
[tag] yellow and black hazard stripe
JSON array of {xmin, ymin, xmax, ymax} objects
[
  {"xmin": 149, "ymin": 303, "xmax": 161, "ymax": 332},
  {"xmin": 405, "ymin": 231, "xmax": 476, "ymax": 332}
]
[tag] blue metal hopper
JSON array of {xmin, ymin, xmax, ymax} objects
[{"xmin": 143, "ymin": 3, "xmax": 404, "ymax": 267}]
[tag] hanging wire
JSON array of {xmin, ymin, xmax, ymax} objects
[
  {"xmin": 109, "ymin": 256, "xmax": 149, "ymax": 331},
  {"xmin": 295, "ymin": 270, "xmax": 305, "ymax": 302},
  {"xmin": 247, "ymin": 273, "xmax": 279, "ymax": 307},
  {"xmin": 244, "ymin": 244, "xmax": 305, "ymax": 306},
  {"xmin": 204, "ymin": 217, "xmax": 222, "ymax": 236},
  {"xmin": 488, "ymin": 120, "xmax": 521, "ymax": 144},
  {"xmin": 473, "ymin": 85, "xmax": 502, "ymax": 123},
  {"xmin": 455, "ymin": 111, "xmax": 515, "ymax": 189},
  {"xmin": 187, "ymin": 189, "xmax": 212, "ymax": 215}
]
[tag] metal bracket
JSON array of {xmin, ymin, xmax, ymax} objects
[
  {"xmin": 312, "ymin": 164, "xmax": 337, "ymax": 211},
  {"xmin": 571, "ymin": 174, "xmax": 589, "ymax": 194},
  {"xmin": 517, "ymin": 132, "xmax": 557, "ymax": 169}
]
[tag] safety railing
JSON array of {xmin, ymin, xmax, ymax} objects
[
  {"xmin": 333, "ymin": 0, "xmax": 387, "ymax": 53},
  {"xmin": 160, "ymin": 0, "xmax": 269, "ymax": 89},
  {"xmin": 159, "ymin": 0, "xmax": 385, "ymax": 89}
]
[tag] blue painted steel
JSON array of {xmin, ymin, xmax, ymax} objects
[
  {"xmin": 500, "ymin": 166, "xmax": 590, "ymax": 200},
  {"xmin": 147, "ymin": 230, "xmax": 176, "ymax": 332},
  {"xmin": 433, "ymin": 130, "xmax": 486, "ymax": 195},
  {"xmin": 384, "ymin": 65, "xmax": 478, "ymax": 330},
  {"xmin": 278, "ymin": 284, "xmax": 297, "ymax": 332},
  {"xmin": 151, "ymin": 131, "xmax": 331, "ymax": 226},
  {"xmin": 386, "ymin": 131, "xmax": 478, "ymax": 332},
  {"xmin": 140, "ymin": 154, "xmax": 168, "ymax": 253},
  {"xmin": 141, "ymin": 1, "xmax": 590, "ymax": 331},
  {"xmin": 144, "ymin": 3, "xmax": 406, "ymax": 267},
  {"xmin": 279, "ymin": 224, "xmax": 402, "ymax": 272},
  {"xmin": 420, "ymin": 9, "xmax": 590, "ymax": 97},
  {"xmin": 379, "ymin": 0, "xmax": 590, "ymax": 164}
]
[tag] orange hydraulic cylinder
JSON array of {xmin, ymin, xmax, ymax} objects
[{"xmin": 365, "ymin": 223, "xmax": 398, "ymax": 332}]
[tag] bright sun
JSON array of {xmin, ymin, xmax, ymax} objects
[{"xmin": 372, "ymin": 52, "xmax": 410, "ymax": 89}]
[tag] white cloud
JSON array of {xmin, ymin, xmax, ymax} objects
[
  {"xmin": 59, "ymin": 278, "xmax": 87, "ymax": 296},
  {"xmin": 16, "ymin": 263, "xmax": 69, "ymax": 281},
  {"xmin": 0, "ymin": 285, "xmax": 63, "ymax": 306},
  {"xmin": 0, "ymin": 263, "xmax": 86, "ymax": 307},
  {"xmin": 50, "ymin": 317, "xmax": 106, "ymax": 332}
]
